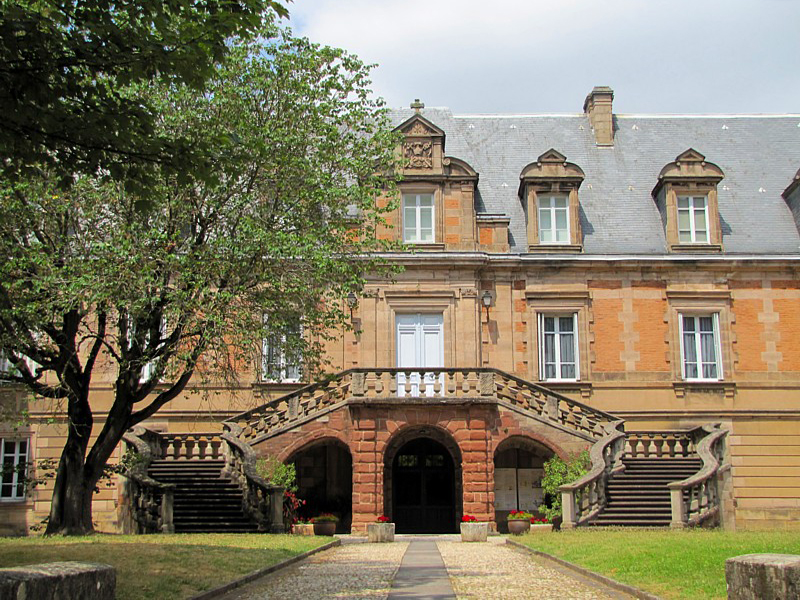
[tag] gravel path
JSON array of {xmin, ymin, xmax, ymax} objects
[
  {"xmin": 217, "ymin": 542, "xmax": 409, "ymax": 600},
  {"xmin": 437, "ymin": 541, "xmax": 625, "ymax": 600}
]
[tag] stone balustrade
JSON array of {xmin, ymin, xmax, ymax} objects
[
  {"xmin": 121, "ymin": 427, "xmax": 175, "ymax": 534},
  {"xmin": 227, "ymin": 368, "xmax": 618, "ymax": 445},
  {"xmin": 560, "ymin": 420, "xmax": 627, "ymax": 528},
  {"xmin": 624, "ymin": 430, "xmax": 696, "ymax": 458},
  {"xmin": 157, "ymin": 432, "xmax": 224, "ymax": 460},
  {"xmin": 668, "ymin": 424, "xmax": 730, "ymax": 528}
]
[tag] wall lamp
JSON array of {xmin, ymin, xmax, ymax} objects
[
  {"xmin": 481, "ymin": 290, "xmax": 493, "ymax": 322},
  {"xmin": 346, "ymin": 292, "xmax": 358, "ymax": 320}
]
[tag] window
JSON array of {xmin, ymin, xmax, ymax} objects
[
  {"xmin": 538, "ymin": 194, "xmax": 570, "ymax": 244},
  {"xmin": 677, "ymin": 196, "xmax": 709, "ymax": 243},
  {"xmin": 680, "ymin": 314, "xmax": 722, "ymax": 381},
  {"xmin": 262, "ymin": 319, "xmax": 302, "ymax": 382},
  {"xmin": 402, "ymin": 193, "xmax": 434, "ymax": 243},
  {"xmin": 1, "ymin": 439, "xmax": 28, "ymax": 501},
  {"xmin": 538, "ymin": 313, "xmax": 579, "ymax": 381}
]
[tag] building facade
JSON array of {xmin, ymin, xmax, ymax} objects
[{"xmin": 3, "ymin": 87, "xmax": 800, "ymax": 535}]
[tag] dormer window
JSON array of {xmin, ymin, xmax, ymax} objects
[
  {"xmin": 538, "ymin": 194, "xmax": 570, "ymax": 244},
  {"xmin": 403, "ymin": 193, "xmax": 435, "ymax": 243},
  {"xmin": 519, "ymin": 149, "xmax": 584, "ymax": 253},
  {"xmin": 653, "ymin": 149, "xmax": 724, "ymax": 252},
  {"xmin": 677, "ymin": 195, "xmax": 709, "ymax": 243}
]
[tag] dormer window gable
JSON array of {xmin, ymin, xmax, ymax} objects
[
  {"xmin": 394, "ymin": 113, "xmax": 446, "ymax": 176},
  {"xmin": 782, "ymin": 168, "xmax": 800, "ymax": 234},
  {"xmin": 652, "ymin": 149, "xmax": 724, "ymax": 252},
  {"xmin": 519, "ymin": 149, "xmax": 585, "ymax": 253}
]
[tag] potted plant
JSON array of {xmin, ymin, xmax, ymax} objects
[
  {"xmin": 506, "ymin": 510, "xmax": 533, "ymax": 535},
  {"xmin": 291, "ymin": 520, "xmax": 314, "ymax": 535},
  {"xmin": 460, "ymin": 514, "xmax": 488, "ymax": 542},
  {"xmin": 367, "ymin": 515, "xmax": 395, "ymax": 543},
  {"xmin": 311, "ymin": 513, "xmax": 339, "ymax": 536},
  {"xmin": 530, "ymin": 516, "xmax": 552, "ymax": 532}
]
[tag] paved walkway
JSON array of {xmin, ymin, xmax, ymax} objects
[{"xmin": 215, "ymin": 537, "xmax": 631, "ymax": 600}]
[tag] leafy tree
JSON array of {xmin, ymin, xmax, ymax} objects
[
  {"xmin": 0, "ymin": 28, "xmax": 400, "ymax": 535},
  {"xmin": 0, "ymin": 0, "xmax": 288, "ymax": 183}
]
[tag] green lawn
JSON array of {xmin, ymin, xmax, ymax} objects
[
  {"xmin": 515, "ymin": 528, "xmax": 800, "ymax": 599},
  {"xmin": 0, "ymin": 534, "xmax": 330, "ymax": 600}
]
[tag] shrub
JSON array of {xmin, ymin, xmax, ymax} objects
[
  {"xmin": 255, "ymin": 456, "xmax": 297, "ymax": 493},
  {"xmin": 540, "ymin": 450, "xmax": 591, "ymax": 523},
  {"xmin": 311, "ymin": 513, "xmax": 339, "ymax": 523}
]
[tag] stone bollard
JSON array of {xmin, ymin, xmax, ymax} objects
[
  {"xmin": 0, "ymin": 561, "xmax": 115, "ymax": 600},
  {"xmin": 725, "ymin": 554, "xmax": 800, "ymax": 600},
  {"xmin": 367, "ymin": 522, "xmax": 395, "ymax": 543}
]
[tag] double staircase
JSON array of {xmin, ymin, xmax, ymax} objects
[
  {"xmin": 590, "ymin": 456, "xmax": 702, "ymax": 527},
  {"xmin": 148, "ymin": 459, "xmax": 258, "ymax": 533}
]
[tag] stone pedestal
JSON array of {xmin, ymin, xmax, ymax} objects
[
  {"xmin": 367, "ymin": 522, "xmax": 395, "ymax": 543},
  {"xmin": 0, "ymin": 562, "xmax": 116, "ymax": 600},
  {"xmin": 726, "ymin": 554, "xmax": 800, "ymax": 600},
  {"xmin": 460, "ymin": 522, "xmax": 488, "ymax": 542},
  {"xmin": 291, "ymin": 524, "xmax": 315, "ymax": 536}
]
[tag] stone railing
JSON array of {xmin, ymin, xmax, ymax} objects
[
  {"xmin": 624, "ymin": 430, "xmax": 696, "ymax": 458},
  {"xmin": 221, "ymin": 422, "xmax": 285, "ymax": 532},
  {"xmin": 228, "ymin": 368, "xmax": 618, "ymax": 444},
  {"xmin": 668, "ymin": 424, "xmax": 730, "ymax": 528},
  {"xmin": 156, "ymin": 432, "xmax": 224, "ymax": 461},
  {"xmin": 120, "ymin": 427, "xmax": 175, "ymax": 534},
  {"xmin": 559, "ymin": 420, "xmax": 627, "ymax": 528}
]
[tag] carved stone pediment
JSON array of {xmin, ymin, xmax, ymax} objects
[
  {"xmin": 395, "ymin": 114, "xmax": 446, "ymax": 173},
  {"xmin": 404, "ymin": 140, "xmax": 433, "ymax": 169},
  {"xmin": 654, "ymin": 148, "xmax": 725, "ymax": 193},
  {"xmin": 396, "ymin": 114, "xmax": 446, "ymax": 139},
  {"xmin": 518, "ymin": 149, "xmax": 585, "ymax": 196}
]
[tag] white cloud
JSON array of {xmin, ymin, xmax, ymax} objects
[{"xmin": 288, "ymin": 0, "xmax": 800, "ymax": 114}]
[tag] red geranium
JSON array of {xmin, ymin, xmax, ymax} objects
[
  {"xmin": 377, "ymin": 515, "xmax": 390, "ymax": 523},
  {"xmin": 461, "ymin": 514, "xmax": 478, "ymax": 522}
]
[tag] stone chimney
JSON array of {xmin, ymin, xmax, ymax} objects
[{"xmin": 583, "ymin": 86, "xmax": 615, "ymax": 146}]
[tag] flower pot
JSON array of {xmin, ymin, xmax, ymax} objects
[
  {"xmin": 313, "ymin": 521, "xmax": 337, "ymax": 536},
  {"xmin": 367, "ymin": 522, "xmax": 395, "ymax": 543},
  {"xmin": 530, "ymin": 523, "xmax": 553, "ymax": 533},
  {"xmin": 460, "ymin": 522, "xmax": 488, "ymax": 542},
  {"xmin": 292, "ymin": 523, "xmax": 315, "ymax": 536},
  {"xmin": 507, "ymin": 519, "xmax": 531, "ymax": 535}
]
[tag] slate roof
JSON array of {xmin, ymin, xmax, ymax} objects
[{"xmin": 388, "ymin": 108, "xmax": 800, "ymax": 255}]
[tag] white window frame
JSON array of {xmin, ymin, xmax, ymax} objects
[
  {"xmin": 128, "ymin": 317, "xmax": 166, "ymax": 384},
  {"xmin": 679, "ymin": 313, "xmax": 723, "ymax": 381},
  {"xmin": 537, "ymin": 312, "xmax": 580, "ymax": 382},
  {"xmin": 677, "ymin": 195, "xmax": 710, "ymax": 244},
  {"xmin": 538, "ymin": 194, "xmax": 570, "ymax": 244},
  {"xmin": 402, "ymin": 193, "xmax": 435, "ymax": 244},
  {"xmin": 0, "ymin": 438, "xmax": 29, "ymax": 501},
  {"xmin": 261, "ymin": 319, "xmax": 303, "ymax": 383}
]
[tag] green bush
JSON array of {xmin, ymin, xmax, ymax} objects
[
  {"xmin": 540, "ymin": 450, "xmax": 591, "ymax": 523},
  {"xmin": 255, "ymin": 456, "xmax": 297, "ymax": 493}
]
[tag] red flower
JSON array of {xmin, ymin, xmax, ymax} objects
[
  {"xmin": 461, "ymin": 514, "xmax": 478, "ymax": 522},
  {"xmin": 377, "ymin": 515, "xmax": 390, "ymax": 523}
]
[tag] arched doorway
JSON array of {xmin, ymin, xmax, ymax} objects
[
  {"xmin": 391, "ymin": 437, "xmax": 456, "ymax": 533},
  {"xmin": 287, "ymin": 439, "xmax": 352, "ymax": 533},
  {"xmin": 493, "ymin": 437, "xmax": 555, "ymax": 532}
]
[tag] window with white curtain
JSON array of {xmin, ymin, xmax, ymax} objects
[
  {"xmin": 680, "ymin": 313, "xmax": 722, "ymax": 380},
  {"xmin": 402, "ymin": 193, "xmax": 435, "ymax": 243},
  {"xmin": 677, "ymin": 195, "xmax": 710, "ymax": 243},
  {"xmin": 1, "ymin": 438, "xmax": 28, "ymax": 501},
  {"xmin": 538, "ymin": 194, "xmax": 570, "ymax": 244},
  {"xmin": 538, "ymin": 313, "xmax": 579, "ymax": 381}
]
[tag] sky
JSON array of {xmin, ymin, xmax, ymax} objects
[{"xmin": 287, "ymin": 0, "xmax": 800, "ymax": 115}]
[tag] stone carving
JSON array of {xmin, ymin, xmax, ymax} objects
[
  {"xmin": 404, "ymin": 141, "xmax": 433, "ymax": 169},
  {"xmin": 407, "ymin": 121, "xmax": 431, "ymax": 135}
]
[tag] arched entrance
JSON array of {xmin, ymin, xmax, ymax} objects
[
  {"xmin": 493, "ymin": 436, "xmax": 555, "ymax": 533},
  {"xmin": 287, "ymin": 439, "xmax": 352, "ymax": 533},
  {"xmin": 391, "ymin": 437, "xmax": 456, "ymax": 533}
]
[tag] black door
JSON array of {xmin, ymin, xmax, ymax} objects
[{"xmin": 392, "ymin": 438, "xmax": 456, "ymax": 533}]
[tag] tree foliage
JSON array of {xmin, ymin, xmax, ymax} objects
[
  {"xmin": 540, "ymin": 450, "xmax": 591, "ymax": 523},
  {"xmin": 0, "ymin": 0, "xmax": 288, "ymax": 183},
  {"xmin": 0, "ymin": 27, "xmax": 400, "ymax": 534}
]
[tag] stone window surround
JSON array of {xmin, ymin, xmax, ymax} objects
[
  {"xmin": 666, "ymin": 290, "xmax": 735, "ymax": 398},
  {"xmin": 519, "ymin": 149, "xmax": 585, "ymax": 253},
  {"xmin": 525, "ymin": 291, "xmax": 591, "ymax": 386},
  {"xmin": 652, "ymin": 149, "xmax": 724, "ymax": 253}
]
